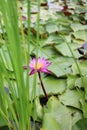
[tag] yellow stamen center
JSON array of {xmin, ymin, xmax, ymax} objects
[{"xmin": 34, "ymin": 63, "xmax": 44, "ymax": 69}]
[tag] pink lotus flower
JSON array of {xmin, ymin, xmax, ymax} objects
[
  {"xmin": 29, "ymin": 57, "xmax": 52, "ymax": 75},
  {"xmin": 24, "ymin": 57, "xmax": 52, "ymax": 100}
]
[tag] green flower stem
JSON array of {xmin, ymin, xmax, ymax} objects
[{"xmin": 38, "ymin": 72, "xmax": 48, "ymax": 100}]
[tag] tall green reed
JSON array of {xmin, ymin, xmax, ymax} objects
[{"xmin": 0, "ymin": 0, "xmax": 39, "ymax": 129}]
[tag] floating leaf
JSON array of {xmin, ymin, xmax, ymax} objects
[
  {"xmin": 67, "ymin": 75, "xmax": 78, "ymax": 89},
  {"xmin": 46, "ymin": 23, "xmax": 58, "ymax": 33},
  {"xmin": 49, "ymin": 58, "xmax": 73, "ymax": 77},
  {"xmin": 72, "ymin": 118, "xmax": 87, "ymax": 130},
  {"xmin": 43, "ymin": 76, "xmax": 66, "ymax": 95},
  {"xmin": 73, "ymin": 30, "xmax": 87, "ymax": 41},
  {"xmin": 55, "ymin": 42, "xmax": 81, "ymax": 58},
  {"xmin": 28, "ymin": 74, "xmax": 66, "ymax": 98},
  {"xmin": 71, "ymin": 23, "xmax": 87, "ymax": 32},
  {"xmin": 44, "ymin": 96, "xmax": 82, "ymax": 130},
  {"xmin": 75, "ymin": 77, "xmax": 87, "ymax": 88},
  {"xmin": 59, "ymin": 89, "xmax": 82, "ymax": 109},
  {"xmin": 72, "ymin": 60, "xmax": 87, "ymax": 75},
  {"xmin": 42, "ymin": 113, "xmax": 60, "ymax": 130}
]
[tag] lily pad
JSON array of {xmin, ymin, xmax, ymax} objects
[
  {"xmin": 43, "ymin": 34, "xmax": 64, "ymax": 45},
  {"xmin": 46, "ymin": 23, "xmax": 58, "ymax": 33},
  {"xmin": 72, "ymin": 60, "xmax": 87, "ymax": 75},
  {"xmin": 59, "ymin": 89, "xmax": 82, "ymax": 109},
  {"xmin": 49, "ymin": 58, "xmax": 73, "ymax": 77},
  {"xmin": 71, "ymin": 23, "xmax": 87, "ymax": 32},
  {"xmin": 55, "ymin": 42, "xmax": 81, "ymax": 58},
  {"xmin": 67, "ymin": 75, "xmax": 78, "ymax": 89},
  {"xmin": 75, "ymin": 77, "xmax": 87, "ymax": 89},
  {"xmin": 43, "ymin": 76, "xmax": 66, "ymax": 95},
  {"xmin": 42, "ymin": 113, "xmax": 60, "ymax": 130},
  {"xmin": 28, "ymin": 74, "xmax": 66, "ymax": 98},
  {"xmin": 72, "ymin": 118, "xmax": 87, "ymax": 130},
  {"xmin": 44, "ymin": 96, "xmax": 82, "ymax": 130},
  {"xmin": 31, "ymin": 46, "xmax": 59, "ymax": 59},
  {"xmin": 73, "ymin": 30, "xmax": 87, "ymax": 41}
]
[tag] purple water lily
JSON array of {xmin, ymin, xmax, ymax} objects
[
  {"xmin": 24, "ymin": 57, "xmax": 52, "ymax": 100},
  {"xmin": 29, "ymin": 57, "xmax": 52, "ymax": 75}
]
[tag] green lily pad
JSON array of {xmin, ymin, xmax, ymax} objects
[
  {"xmin": 55, "ymin": 42, "xmax": 81, "ymax": 58},
  {"xmin": 67, "ymin": 75, "xmax": 78, "ymax": 89},
  {"xmin": 28, "ymin": 74, "xmax": 66, "ymax": 98},
  {"xmin": 31, "ymin": 45, "xmax": 59, "ymax": 59},
  {"xmin": 43, "ymin": 34, "xmax": 64, "ymax": 45},
  {"xmin": 43, "ymin": 76, "xmax": 66, "ymax": 95},
  {"xmin": 72, "ymin": 60, "xmax": 87, "ymax": 76},
  {"xmin": 44, "ymin": 96, "xmax": 82, "ymax": 130},
  {"xmin": 73, "ymin": 30, "xmax": 87, "ymax": 41},
  {"xmin": 49, "ymin": 58, "xmax": 73, "ymax": 77},
  {"xmin": 59, "ymin": 89, "xmax": 82, "ymax": 109},
  {"xmin": 72, "ymin": 118, "xmax": 87, "ymax": 130},
  {"xmin": 46, "ymin": 23, "xmax": 58, "ymax": 33},
  {"xmin": 71, "ymin": 23, "xmax": 87, "ymax": 32},
  {"xmin": 75, "ymin": 77, "xmax": 87, "ymax": 88},
  {"xmin": 42, "ymin": 113, "xmax": 60, "ymax": 130}
]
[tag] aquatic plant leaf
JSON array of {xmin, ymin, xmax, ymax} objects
[
  {"xmin": 67, "ymin": 75, "xmax": 78, "ymax": 89},
  {"xmin": 73, "ymin": 30, "xmax": 87, "ymax": 41},
  {"xmin": 46, "ymin": 23, "xmax": 58, "ymax": 33},
  {"xmin": 72, "ymin": 118, "xmax": 87, "ymax": 130},
  {"xmin": 55, "ymin": 42, "xmax": 81, "ymax": 58},
  {"xmin": 72, "ymin": 60, "xmax": 87, "ymax": 75},
  {"xmin": 49, "ymin": 58, "xmax": 73, "ymax": 77},
  {"xmin": 71, "ymin": 23, "xmax": 87, "ymax": 32},
  {"xmin": 42, "ymin": 113, "xmax": 60, "ymax": 130},
  {"xmin": 44, "ymin": 96, "xmax": 82, "ymax": 130},
  {"xmin": 43, "ymin": 76, "xmax": 66, "ymax": 95},
  {"xmin": 59, "ymin": 89, "xmax": 82, "ymax": 109},
  {"xmin": 28, "ymin": 74, "xmax": 66, "ymax": 99},
  {"xmin": 31, "ymin": 46, "xmax": 59, "ymax": 59},
  {"xmin": 75, "ymin": 77, "xmax": 87, "ymax": 89}
]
